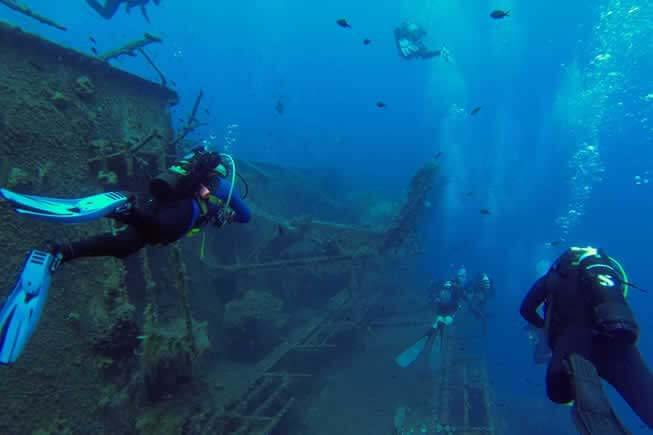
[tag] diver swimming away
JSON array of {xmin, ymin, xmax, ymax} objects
[
  {"xmin": 393, "ymin": 22, "xmax": 449, "ymax": 61},
  {"xmin": 520, "ymin": 246, "xmax": 653, "ymax": 432},
  {"xmin": 464, "ymin": 272, "xmax": 495, "ymax": 335},
  {"xmin": 0, "ymin": 147, "xmax": 250, "ymax": 364},
  {"xmin": 396, "ymin": 279, "xmax": 463, "ymax": 369},
  {"xmin": 86, "ymin": 0, "xmax": 161, "ymax": 22}
]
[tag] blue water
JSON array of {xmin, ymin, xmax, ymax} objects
[{"xmin": 2, "ymin": 0, "xmax": 652, "ymax": 433}]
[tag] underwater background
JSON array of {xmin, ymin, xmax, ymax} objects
[{"xmin": 1, "ymin": 0, "xmax": 652, "ymax": 434}]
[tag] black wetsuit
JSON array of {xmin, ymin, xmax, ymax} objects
[
  {"xmin": 466, "ymin": 277, "xmax": 494, "ymax": 316},
  {"xmin": 57, "ymin": 179, "xmax": 251, "ymax": 263},
  {"xmin": 86, "ymin": 0, "xmax": 159, "ymax": 21},
  {"xmin": 433, "ymin": 281, "xmax": 463, "ymax": 317},
  {"xmin": 393, "ymin": 24, "xmax": 443, "ymax": 60},
  {"xmin": 520, "ymin": 261, "xmax": 653, "ymax": 429}
]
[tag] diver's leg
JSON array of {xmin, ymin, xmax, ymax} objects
[
  {"xmin": 419, "ymin": 49, "xmax": 442, "ymax": 59},
  {"xmin": 546, "ymin": 328, "xmax": 593, "ymax": 403},
  {"xmin": 568, "ymin": 352, "xmax": 630, "ymax": 435},
  {"xmin": 149, "ymin": 199, "xmax": 196, "ymax": 244},
  {"xmin": 86, "ymin": 0, "xmax": 123, "ymax": 19},
  {"xmin": 57, "ymin": 226, "xmax": 147, "ymax": 262},
  {"xmin": 595, "ymin": 344, "xmax": 653, "ymax": 429}
]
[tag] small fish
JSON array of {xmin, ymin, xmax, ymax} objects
[
  {"xmin": 28, "ymin": 61, "xmax": 45, "ymax": 72},
  {"xmin": 479, "ymin": 209, "xmax": 491, "ymax": 215},
  {"xmin": 470, "ymin": 106, "xmax": 481, "ymax": 116},
  {"xmin": 91, "ymin": 47, "xmax": 98, "ymax": 55},
  {"xmin": 204, "ymin": 108, "xmax": 210, "ymax": 115},
  {"xmin": 336, "ymin": 18, "xmax": 351, "ymax": 28},
  {"xmin": 363, "ymin": 39, "xmax": 371, "ymax": 45},
  {"xmin": 465, "ymin": 191, "xmax": 473, "ymax": 197},
  {"xmin": 275, "ymin": 99, "xmax": 285, "ymax": 114},
  {"xmin": 376, "ymin": 101, "xmax": 387, "ymax": 108},
  {"xmin": 546, "ymin": 240, "xmax": 562, "ymax": 247},
  {"xmin": 434, "ymin": 152, "xmax": 442, "ymax": 159},
  {"xmin": 89, "ymin": 36, "xmax": 97, "ymax": 44},
  {"xmin": 490, "ymin": 10, "xmax": 510, "ymax": 19},
  {"xmin": 178, "ymin": 118, "xmax": 184, "ymax": 122}
]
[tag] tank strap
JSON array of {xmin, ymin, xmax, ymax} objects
[
  {"xmin": 186, "ymin": 194, "xmax": 226, "ymax": 237},
  {"xmin": 185, "ymin": 199, "xmax": 203, "ymax": 238}
]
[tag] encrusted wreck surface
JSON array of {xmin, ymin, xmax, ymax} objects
[{"xmin": 0, "ymin": 21, "xmax": 177, "ymax": 434}]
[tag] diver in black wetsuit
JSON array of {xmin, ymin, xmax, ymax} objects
[
  {"xmin": 0, "ymin": 147, "xmax": 250, "ymax": 365},
  {"xmin": 393, "ymin": 22, "xmax": 449, "ymax": 61},
  {"xmin": 53, "ymin": 148, "xmax": 251, "ymax": 264},
  {"xmin": 432, "ymin": 279, "xmax": 463, "ymax": 320},
  {"xmin": 465, "ymin": 272, "xmax": 495, "ymax": 334},
  {"xmin": 86, "ymin": 0, "xmax": 161, "ymax": 22},
  {"xmin": 520, "ymin": 246, "xmax": 653, "ymax": 431}
]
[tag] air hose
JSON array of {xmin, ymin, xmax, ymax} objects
[{"xmin": 219, "ymin": 153, "xmax": 236, "ymax": 212}]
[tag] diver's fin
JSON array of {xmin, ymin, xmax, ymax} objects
[
  {"xmin": 0, "ymin": 188, "xmax": 127, "ymax": 223},
  {"xmin": 568, "ymin": 353, "xmax": 630, "ymax": 435},
  {"xmin": 395, "ymin": 328, "xmax": 436, "ymax": 368},
  {"xmin": 428, "ymin": 328, "xmax": 444, "ymax": 372},
  {"xmin": 0, "ymin": 250, "xmax": 56, "ymax": 365}
]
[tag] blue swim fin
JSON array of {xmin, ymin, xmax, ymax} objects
[
  {"xmin": 0, "ymin": 188, "xmax": 128, "ymax": 223},
  {"xmin": 395, "ymin": 327, "xmax": 436, "ymax": 368},
  {"xmin": 0, "ymin": 250, "xmax": 57, "ymax": 364}
]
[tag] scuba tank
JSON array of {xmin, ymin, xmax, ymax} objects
[
  {"xmin": 556, "ymin": 247, "xmax": 639, "ymax": 344},
  {"xmin": 150, "ymin": 148, "xmax": 227, "ymax": 201}
]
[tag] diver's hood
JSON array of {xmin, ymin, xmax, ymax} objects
[{"xmin": 407, "ymin": 23, "xmax": 418, "ymax": 33}]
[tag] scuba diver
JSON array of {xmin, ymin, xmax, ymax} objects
[
  {"xmin": 86, "ymin": 0, "xmax": 161, "ymax": 22},
  {"xmin": 396, "ymin": 279, "xmax": 463, "ymax": 369},
  {"xmin": 0, "ymin": 147, "xmax": 250, "ymax": 365},
  {"xmin": 393, "ymin": 22, "xmax": 449, "ymax": 61},
  {"xmin": 465, "ymin": 272, "xmax": 495, "ymax": 334},
  {"xmin": 454, "ymin": 265, "xmax": 468, "ymax": 289},
  {"xmin": 520, "ymin": 246, "xmax": 653, "ymax": 433}
]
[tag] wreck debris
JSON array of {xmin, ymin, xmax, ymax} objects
[
  {"xmin": 205, "ymin": 252, "xmax": 377, "ymax": 274},
  {"xmin": 170, "ymin": 242, "xmax": 197, "ymax": 357},
  {"xmin": 381, "ymin": 159, "xmax": 439, "ymax": 253},
  {"xmin": 99, "ymin": 32, "xmax": 162, "ymax": 62},
  {"xmin": 170, "ymin": 90, "xmax": 207, "ymax": 148},
  {"xmin": 88, "ymin": 130, "xmax": 162, "ymax": 164},
  {"xmin": 74, "ymin": 75, "xmax": 96, "ymax": 99},
  {"xmin": 137, "ymin": 47, "xmax": 167, "ymax": 86},
  {"xmin": 0, "ymin": 0, "xmax": 67, "ymax": 31},
  {"xmin": 223, "ymin": 290, "xmax": 287, "ymax": 361},
  {"xmin": 139, "ymin": 302, "xmax": 209, "ymax": 400},
  {"xmin": 50, "ymin": 90, "xmax": 71, "ymax": 110},
  {"xmin": 88, "ymin": 130, "xmax": 162, "ymax": 180}
]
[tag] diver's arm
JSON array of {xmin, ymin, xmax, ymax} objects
[
  {"xmin": 213, "ymin": 180, "xmax": 251, "ymax": 223},
  {"xmin": 519, "ymin": 276, "xmax": 549, "ymax": 328}
]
